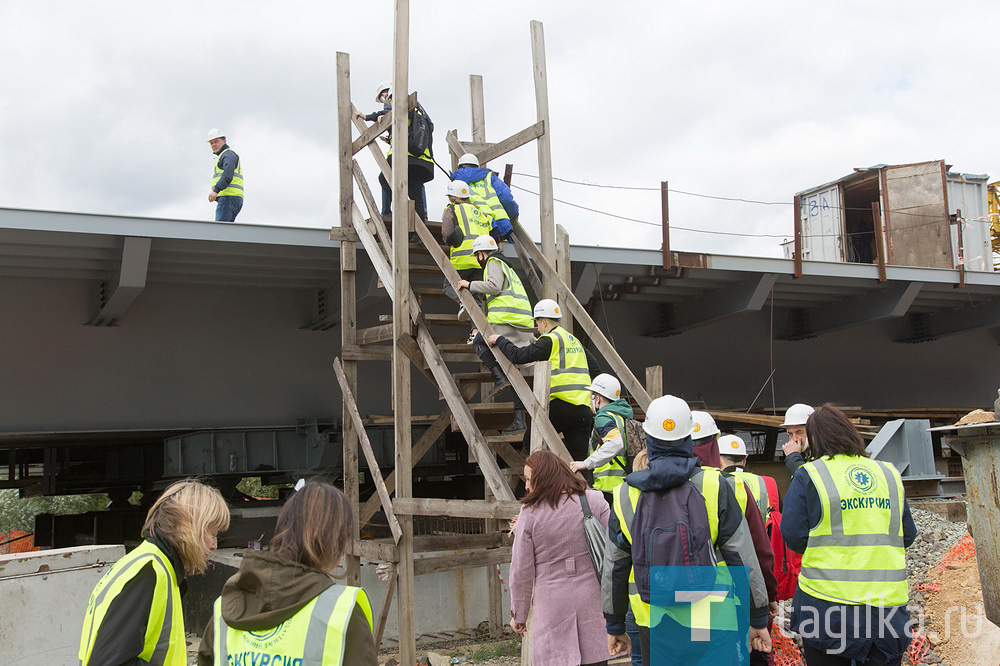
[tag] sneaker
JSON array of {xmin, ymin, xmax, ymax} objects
[
  {"xmin": 466, "ymin": 329, "xmax": 477, "ymax": 345},
  {"xmin": 457, "ymin": 305, "xmax": 470, "ymax": 322}
]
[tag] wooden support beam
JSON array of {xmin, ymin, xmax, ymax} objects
[
  {"xmin": 793, "ymin": 194, "xmax": 803, "ymax": 279},
  {"xmin": 356, "ymin": 323, "xmax": 394, "ymax": 346},
  {"xmin": 351, "ymin": 104, "xmax": 392, "ymax": 179},
  {"xmin": 413, "ymin": 532, "xmax": 511, "ymax": 553},
  {"xmin": 872, "ymin": 201, "xmax": 887, "ymax": 283},
  {"xmin": 470, "ymin": 74, "xmax": 486, "ymax": 144},
  {"xmin": 395, "ymin": 331, "xmax": 439, "ymax": 387},
  {"xmin": 414, "ymin": 548, "xmax": 511, "ymax": 576},
  {"xmin": 475, "ymin": 121, "xmax": 545, "ymax": 166},
  {"xmin": 373, "ymin": 571, "xmax": 397, "ymax": 650},
  {"xmin": 661, "ymin": 181, "xmax": 671, "ymax": 270},
  {"xmin": 352, "ymin": 110, "xmax": 393, "ymax": 155},
  {"xmin": 530, "ymin": 361, "xmax": 551, "ymax": 453},
  {"xmin": 531, "ymin": 20, "xmax": 556, "ymax": 299},
  {"xmin": 334, "ymin": 358, "xmax": 402, "ymax": 543},
  {"xmin": 328, "ymin": 226, "xmax": 359, "ymax": 242},
  {"xmin": 510, "ymin": 220, "xmax": 653, "ymax": 409},
  {"xmin": 556, "ymin": 224, "xmax": 573, "ymax": 335},
  {"xmin": 351, "ymin": 202, "xmax": 394, "ymax": 299},
  {"xmin": 353, "ymin": 159, "xmax": 391, "ymax": 260},
  {"xmin": 393, "ymin": 497, "xmax": 522, "ymax": 519},
  {"xmin": 347, "ymin": 538, "xmax": 399, "ymax": 562},
  {"xmin": 645, "ymin": 365, "xmax": 663, "ymax": 400}
]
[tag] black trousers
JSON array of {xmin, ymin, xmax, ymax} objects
[
  {"xmin": 803, "ymin": 643, "xmax": 900, "ymax": 666},
  {"xmin": 523, "ymin": 398, "xmax": 593, "ymax": 460}
]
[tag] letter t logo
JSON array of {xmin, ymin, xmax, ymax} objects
[{"xmin": 674, "ymin": 590, "xmax": 730, "ymax": 641}]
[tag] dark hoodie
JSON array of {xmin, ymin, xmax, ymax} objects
[
  {"xmin": 585, "ymin": 397, "xmax": 634, "ymax": 468},
  {"xmin": 198, "ymin": 550, "xmax": 377, "ymax": 666},
  {"xmin": 602, "ymin": 436, "xmax": 770, "ymax": 635}
]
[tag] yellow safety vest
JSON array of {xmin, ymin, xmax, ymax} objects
[
  {"xmin": 613, "ymin": 468, "xmax": 727, "ymax": 629},
  {"xmin": 543, "ymin": 326, "xmax": 591, "ymax": 406},
  {"xmin": 385, "ymin": 106, "xmax": 434, "ymax": 166},
  {"xmin": 726, "ymin": 470, "xmax": 771, "ymax": 525},
  {"xmin": 448, "ymin": 202, "xmax": 493, "ymax": 270},
  {"xmin": 214, "ymin": 585, "xmax": 374, "ymax": 666},
  {"xmin": 483, "ymin": 256, "xmax": 533, "ymax": 328},
  {"xmin": 591, "ymin": 412, "xmax": 628, "ymax": 493},
  {"xmin": 79, "ymin": 540, "xmax": 186, "ymax": 666},
  {"xmin": 212, "ymin": 148, "xmax": 244, "ymax": 198},
  {"xmin": 798, "ymin": 455, "xmax": 908, "ymax": 606},
  {"xmin": 467, "ymin": 172, "xmax": 510, "ymax": 223}
]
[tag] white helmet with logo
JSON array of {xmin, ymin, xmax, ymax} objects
[
  {"xmin": 447, "ymin": 180, "xmax": 471, "ymax": 198},
  {"xmin": 781, "ymin": 403, "xmax": 815, "ymax": 427},
  {"xmin": 690, "ymin": 411, "xmax": 720, "ymax": 439},
  {"xmin": 586, "ymin": 373, "xmax": 621, "ymax": 401},
  {"xmin": 206, "ymin": 128, "xmax": 225, "ymax": 141},
  {"xmin": 375, "ymin": 80, "xmax": 393, "ymax": 102},
  {"xmin": 532, "ymin": 299, "xmax": 562, "ymax": 319},
  {"xmin": 643, "ymin": 395, "xmax": 694, "ymax": 442},
  {"xmin": 718, "ymin": 435, "xmax": 747, "ymax": 456},
  {"xmin": 471, "ymin": 235, "xmax": 498, "ymax": 253},
  {"xmin": 458, "ymin": 153, "xmax": 480, "ymax": 167}
]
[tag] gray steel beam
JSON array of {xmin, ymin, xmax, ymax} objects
[
  {"xmin": 644, "ymin": 273, "xmax": 777, "ymax": 336},
  {"xmin": 908, "ymin": 296, "xmax": 1000, "ymax": 340},
  {"xmin": 573, "ymin": 263, "xmax": 602, "ymax": 304},
  {"xmin": 779, "ymin": 281, "xmax": 922, "ymax": 340},
  {"xmin": 88, "ymin": 237, "xmax": 151, "ymax": 327}
]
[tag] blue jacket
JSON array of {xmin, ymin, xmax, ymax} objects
[
  {"xmin": 451, "ymin": 167, "xmax": 519, "ymax": 220},
  {"xmin": 212, "ymin": 145, "xmax": 240, "ymax": 194},
  {"xmin": 782, "ymin": 461, "xmax": 918, "ymax": 660}
]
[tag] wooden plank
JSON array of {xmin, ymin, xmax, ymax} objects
[
  {"xmin": 530, "ymin": 361, "xmax": 551, "ymax": 453},
  {"xmin": 342, "ymin": 345, "xmax": 392, "ymax": 362},
  {"xmin": 413, "ymin": 532, "xmax": 511, "ymax": 553},
  {"xmin": 373, "ymin": 570, "xmax": 397, "ymax": 650},
  {"xmin": 645, "ymin": 365, "xmax": 663, "ymax": 399},
  {"xmin": 510, "ymin": 220, "xmax": 653, "ymax": 410},
  {"xmin": 353, "ymin": 159, "xmax": 392, "ymax": 261},
  {"xmin": 351, "ymin": 104, "xmax": 392, "ymax": 180},
  {"xmin": 661, "ymin": 181, "xmax": 671, "ymax": 270},
  {"xmin": 446, "ymin": 129, "xmax": 465, "ymax": 166},
  {"xmin": 357, "ymin": 323, "xmax": 394, "ymax": 346},
  {"xmin": 351, "ymin": 202, "xmax": 394, "ymax": 299},
  {"xmin": 334, "ymin": 358, "xmax": 402, "ymax": 543},
  {"xmin": 413, "ymin": 547, "xmax": 512, "ymax": 576},
  {"xmin": 328, "ymin": 226, "xmax": 359, "ymax": 242},
  {"xmin": 347, "ymin": 538, "xmax": 399, "ymax": 562},
  {"xmin": 793, "ymin": 194, "xmax": 803, "ymax": 279},
  {"xmin": 476, "ymin": 121, "xmax": 545, "ymax": 168},
  {"xmin": 470, "ymin": 74, "xmax": 486, "ymax": 144},
  {"xmin": 511, "ymin": 231, "xmax": 544, "ymax": 300},
  {"xmin": 872, "ymin": 201, "xmax": 887, "ymax": 283},
  {"xmin": 394, "ymin": 497, "xmax": 522, "ymax": 519},
  {"xmin": 492, "ymin": 439, "xmax": 528, "ymax": 469},
  {"xmin": 530, "ymin": 20, "xmax": 556, "ymax": 299},
  {"xmin": 352, "ymin": 109, "xmax": 393, "ymax": 155},
  {"xmin": 395, "ymin": 331, "xmax": 438, "ymax": 387},
  {"xmin": 556, "ymin": 224, "xmax": 573, "ymax": 335}
]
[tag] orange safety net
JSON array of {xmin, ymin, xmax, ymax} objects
[
  {"xmin": 908, "ymin": 533, "xmax": 977, "ymax": 665},
  {"xmin": 770, "ymin": 625, "xmax": 804, "ymax": 665},
  {"xmin": 0, "ymin": 530, "xmax": 38, "ymax": 554}
]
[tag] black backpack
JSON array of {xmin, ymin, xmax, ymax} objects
[
  {"xmin": 631, "ymin": 473, "xmax": 718, "ymax": 603},
  {"xmin": 408, "ymin": 102, "xmax": 434, "ymax": 157}
]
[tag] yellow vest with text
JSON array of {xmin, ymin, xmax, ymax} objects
[
  {"xmin": 590, "ymin": 412, "xmax": 628, "ymax": 493},
  {"xmin": 483, "ymin": 256, "xmax": 533, "ymax": 328},
  {"xmin": 448, "ymin": 202, "xmax": 493, "ymax": 270},
  {"xmin": 79, "ymin": 540, "xmax": 186, "ymax": 666},
  {"xmin": 542, "ymin": 326, "xmax": 590, "ymax": 406},
  {"xmin": 613, "ymin": 468, "xmax": 728, "ymax": 629},
  {"xmin": 726, "ymin": 470, "xmax": 771, "ymax": 526},
  {"xmin": 213, "ymin": 584, "xmax": 374, "ymax": 666},
  {"xmin": 212, "ymin": 148, "xmax": 244, "ymax": 198},
  {"xmin": 467, "ymin": 172, "xmax": 510, "ymax": 223},
  {"xmin": 798, "ymin": 455, "xmax": 908, "ymax": 606}
]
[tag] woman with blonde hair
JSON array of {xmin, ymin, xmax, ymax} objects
[
  {"xmin": 199, "ymin": 480, "xmax": 377, "ymax": 666},
  {"xmin": 79, "ymin": 479, "xmax": 230, "ymax": 665}
]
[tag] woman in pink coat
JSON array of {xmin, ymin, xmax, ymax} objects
[{"xmin": 509, "ymin": 451, "xmax": 611, "ymax": 666}]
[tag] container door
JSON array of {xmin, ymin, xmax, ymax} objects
[
  {"xmin": 945, "ymin": 174, "xmax": 994, "ymax": 272},
  {"xmin": 882, "ymin": 160, "xmax": 953, "ymax": 268},
  {"xmin": 800, "ymin": 185, "xmax": 843, "ymax": 261}
]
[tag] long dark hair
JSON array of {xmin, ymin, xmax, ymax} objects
[
  {"xmin": 521, "ymin": 451, "xmax": 588, "ymax": 509},
  {"xmin": 269, "ymin": 480, "xmax": 353, "ymax": 572},
  {"xmin": 806, "ymin": 404, "xmax": 869, "ymax": 459}
]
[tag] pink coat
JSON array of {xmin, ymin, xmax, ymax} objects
[{"xmin": 509, "ymin": 489, "xmax": 611, "ymax": 666}]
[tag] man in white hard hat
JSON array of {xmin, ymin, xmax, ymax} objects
[
  {"xmin": 441, "ymin": 182, "xmax": 493, "ymax": 315},
  {"xmin": 452, "ymin": 153, "xmax": 519, "ymax": 242},
  {"xmin": 781, "ymin": 403, "xmax": 814, "ymax": 476},
  {"xmin": 206, "ymin": 129, "xmax": 244, "ymax": 222},
  {"xmin": 603, "ymin": 395, "xmax": 772, "ymax": 664},
  {"xmin": 353, "ymin": 81, "xmax": 434, "ymax": 221},
  {"xmin": 486, "ymin": 299, "xmax": 600, "ymax": 451},
  {"xmin": 569, "ymin": 374, "xmax": 633, "ymax": 498}
]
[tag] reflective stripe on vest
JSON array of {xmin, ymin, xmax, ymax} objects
[
  {"xmin": 544, "ymin": 327, "xmax": 591, "ymax": 406},
  {"xmin": 591, "ymin": 412, "xmax": 628, "ymax": 492},
  {"xmin": 613, "ymin": 468, "xmax": 722, "ymax": 628},
  {"xmin": 449, "ymin": 203, "xmax": 493, "ymax": 270},
  {"xmin": 798, "ymin": 456, "xmax": 907, "ymax": 606},
  {"xmin": 727, "ymin": 470, "xmax": 770, "ymax": 524},
  {"xmin": 483, "ymin": 256, "xmax": 533, "ymax": 327},
  {"xmin": 214, "ymin": 584, "xmax": 374, "ymax": 666},
  {"xmin": 467, "ymin": 173, "xmax": 510, "ymax": 221},
  {"xmin": 212, "ymin": 148, "xmax": 244, "ymax": 198},
  {"xmin": 79, "ymin": 540, "xmax": 185, "ymax": 665}
]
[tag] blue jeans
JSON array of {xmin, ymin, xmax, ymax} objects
[
  {"xmin": 625, "ymin": 607, "xmax": 641, "ymax": 666},
  {"xmin": 215, "ymin": 195, "xmax": 243, "ymax": 222},
  {"xmin": 378, "ymin": 172, "xmax": 429, "ymax": 221}
]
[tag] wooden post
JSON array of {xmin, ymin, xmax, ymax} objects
[
  {"xmin": 530, "ymin": 361, "xmax": 551, "ymax": 453},
  {"xmin": 470, "ymin": 74, "xmax": 486, "ymax": 145},
  {"xmin": 955, "ymin": 207, "xmax": 966, "ymax": 288},
  {"xmin": 661, "ymin": 181, "xmax": 671, "ymax": 270},
  {"xmin": 530, "ymin": 20, "xmax": 557, "ymax": 300},
  {"xmin": 645, "ymin": 365, "xmax": 663, "ymax": 400},
  {"xmin": 556, "ymin": 224, "xmax": 573, "ymax": 335},
  {"xmin": 793, "ymin": 194, "xmax": 803, "ymax": 279},
  {"xmin": 391, "ymin": 3, "xmax": 415, "ymax": 664},
  {"xmin": 336, "ymin": 51, "xmax": 361, "ymax": 585},
  {"xmin": 872, "ymin": 201, "xmax": 887, "ymax": 283}
]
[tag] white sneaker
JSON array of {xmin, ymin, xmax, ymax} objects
[{"xmin": 457, "ymin": 305, "xmax": 470, "ymax": 322}]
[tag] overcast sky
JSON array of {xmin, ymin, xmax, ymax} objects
[{"xmin": 0, "ymin": 1, "xmax": 994, "ymax": 258}]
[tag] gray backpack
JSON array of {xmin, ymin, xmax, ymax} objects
[{"xmin": 578, "ymin": 491, "xmax": 607, "ymax": 580}]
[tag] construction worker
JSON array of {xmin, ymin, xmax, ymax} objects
[
  {"xmin": 569, "ymin": 373, "xmax": 632, "ymax": 499},
  {"xmin": 452, "ymin": 153, "xmax": 519, "ymax": 242},
  {"xmin": 691, "ymin": 410, "xmax": 722, "ymax": 466},
  {"xmin": 486, "ymin": 299, "xmax": 599, "ymax": 454},
  {"xmin": 353, "ymin": 82, "xmax": 434, "ymax": 221},
  {"xmin": 782, "ymin": 404, "xmax": 917, "ymax": 665},
  {"xmin": 442, "ymin": 181, "xmax": 493, "ymax": 313},
  {"xmin": 781, "ymin": 402, "xmax": 815, "ymax": 476},
  {"xmin": 79, "ymin": 480, "xmax": 230, "ymax": 665},
  {"xmin": 206, "ymin": 129, "xmax": 244, "ymax": 222},
  {"xmin": 603, "ymin": 395, "xmax": 772, "ymax": 664}
]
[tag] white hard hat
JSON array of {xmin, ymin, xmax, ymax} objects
[
  {"xmin": 781, "ymin": 403, "xmax": 815, "ymax": 427},
  {"xmin": 691, "ymin": 411, "xmax": 720, "ymax": 439},
  {"xmin": 586, "ymin": 373, "xmax": 621, "ymax": 401},
  {"xmin": 643, "ymin": 395, "xmax": 694, "ymax": 442},
  {"xmin": 719, "ymin": 435, "xmax": 748, "ymax": 457},
  {"xmin": 206, "ymin": 128, "xmax": 225, "ymax": 141},
  {"xmin": 375, "ymin": 80, "xmax": 393, "ymax": 102},
  {"xmin": 458, "ymin": 153, "xmax": 480, "ymax": 167},
  {"xmin": 447, "ymin": 180, "xmax": 471, "ymax": 198},
  {"xmin": 532, "ymin": 299, "xmax": 562, "ymax": 319},
  {"xmin": 471, "ymin": 235, "xmax": 498, "ymax": 253}
]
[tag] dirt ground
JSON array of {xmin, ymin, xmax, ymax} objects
[{"xmin": 921, "ymin": 555, "xmax": 1000, "ymax": 666}]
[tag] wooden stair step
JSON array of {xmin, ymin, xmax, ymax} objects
[
  {"xmin": 424, "ymin": 314, "xmax": 472, "ymax": 327},
  {"xmin": 453, "ymin": 372, "xmax": 494, "ymax": 383},
  {"xmin": 468, "ymin": 402, "xmax": 515, "ymax": 413},
  {"xmin": 437, "ymin": 343, "xmax": 478, "ymax": 353},
  {"xmin": 409, "ymin": 264, "xmax": 442, "ymax": 275},
  {"xmin": 485, "ymin": 433, "xmax": 525, "ymax": 443}
]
